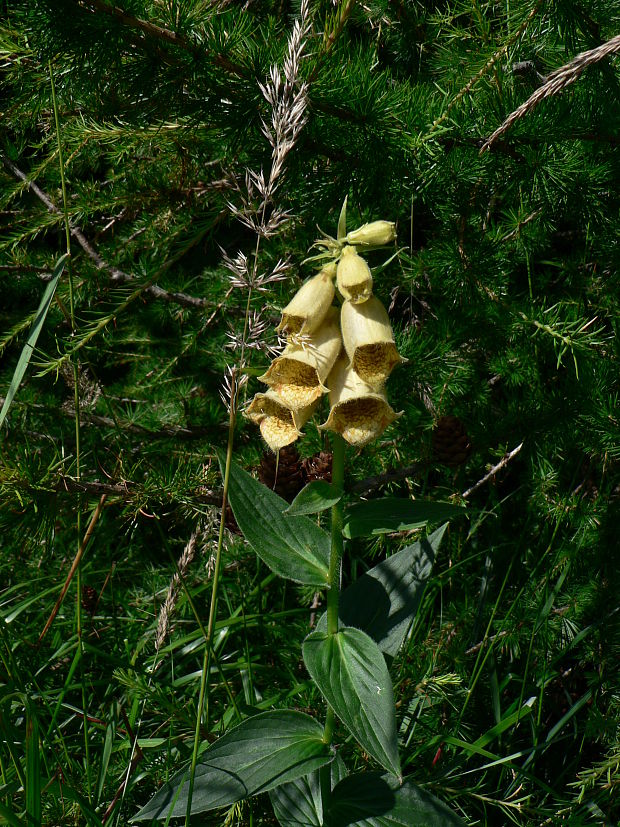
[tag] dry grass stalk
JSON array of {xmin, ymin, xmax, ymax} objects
[
  {"xmin": 482, "ymin": 33, "xmax": 620, "ymax": 151},
  {"xmin": 155, "ymin": 530, "xmax": 199, "ymax": 649}
]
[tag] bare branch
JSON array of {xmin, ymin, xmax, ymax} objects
[{"xmin": 461, "ymin": 442, "xmax": 524, "ymax": 499}]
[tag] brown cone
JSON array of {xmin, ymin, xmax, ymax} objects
[
  {"xmin": 301, "ymin": 451, "xmax": 333, "ymax": 484},
  {"xmin": 432, "ymin": 415, "xmax": 472, "ymax": 468},
  {"xmin": 258, "ymin": 445, "xmax": 305, "ymax": 501}
]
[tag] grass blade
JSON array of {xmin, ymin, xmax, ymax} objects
[
  {"xmin": 0, "ymin": 252, "xmax": 69, "ymax": 427},
  {"xmin": 25, "ymin": 704, "xmax": 41, "ymax": 827}
]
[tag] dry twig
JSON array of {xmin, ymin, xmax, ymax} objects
[
  {"xmin": 38, "ymin": 494, "xmax": 107, "ymax": 644},
  {"xmin": 461, "ymin": 442, "xmax": 524, "ymax": 499}
]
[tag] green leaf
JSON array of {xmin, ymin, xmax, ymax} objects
[
  {"xmin": 284, "ymin": 482, "xmax": 343, "ymax": 516},
  {"xmin": 269, "ymin": 754, "xmax": 347, "ymax": 827},
  {"xmin": 325, "ymin": 772, "xmax": 466, "ymax": 826},
  {"xmin": 337, "ymin": 196, "xmax": 348, "ymax": 240},
  {"xmin": 315, "ymin": 525, "xmax": 447, "ymax": 656},
  {"xmin": 132, "ymin": 711, "xmax": 333, "ymax": 821},
  {"xmin": 343, "ymin": 498, "xmax": 465, "ymax": 539},
  {"xmin": 302, "ymin": 627, "xmax": 400, "ymax": 777},
  {"xmin": 0, "ymin": 253, "xmax": 68, "ymax": 428},
  {"xmin": 219, "ymin": 452, "xmax": 330, "ymax": 585}
]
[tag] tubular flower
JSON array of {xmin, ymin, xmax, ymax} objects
[
  {"xmin": 336, "ymin": 245, "xmax": 373, "ymax": 304},
  {"xmin": 259, "ymin": 307, "xmax": 342, "ymax": 410},
  {"xmin": 276, "ymin": 263, "xmax": 336, "ymax": 337},
  {"xmin": 320, "ymin": 356, "xmax": 401, "ymax": 447},
  {"xmin": 245, "ymin": 390, "xmax": 316, "ymax": 451},
  {"xmin": 340, "ymin": 296, "xmax": 405, "ymax": 388},
  {"xmin": 345, "ymin": 221, "xmax": 396, "ymax": 248}
]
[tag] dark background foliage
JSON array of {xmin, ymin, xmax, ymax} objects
[{"xmin": 1, "ymin": 0, "xmax": 619, "ymax": 824}]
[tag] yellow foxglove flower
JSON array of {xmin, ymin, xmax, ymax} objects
[
  {"xmin": 340, "ymin": 296, "xmax": 405, "ymax": 387},
  {"xmin": 320, "ymin": 356, "xmax": 401, "ymax": 447},
  {"xmin": 245, "ymin": 390, "xmax": 316, "ymax": 451},
  {"xmin": 277, "ymin": 263, "xmax": 336, "ymax": 337},
  {"xmin": 259, "ymin": 307, "xmax": 342, "ymax": 410},
  {"xmin": 345, "ymin": 220, "xmax": 396, "ymax": 248},
  {"xmin": 336, "ymin": 245, "xmax": 373, "ymax": 304}
]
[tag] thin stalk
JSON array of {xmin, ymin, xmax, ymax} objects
[
  {"xmin": 184, "ymin": 372, "xmax": 238, "ymax": 827},
  {"xmin": 50, "ymin": 60, "xmax": 91, "ymax": 801},
  {"xmin": 326, "ymin": 434, "xmax": 345, "ymax": 639},
  {"xmin": 320, "ymin": 434, "xmax": 346, "ymax": 804}
]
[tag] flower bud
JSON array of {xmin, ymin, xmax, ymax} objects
[
  {"xmin": 277, "ymin": 263, "xmax": 337, "ymax": 337},
  {"xmin": 345, "ymin": 220, "xmax": 396, "ymax": 248},
  {"xmin": 320, "ymin": 356, "xmax": 401, "ymax": 447},
  {"xmin": 259, "ymin": 307, "xmax": 342, "ymax": 410},
  {"xmin": 245, "ymin": 390, "xmax": 316, "ymax": 451},
  {"xmin": 340, "ymin": 296, "xmax": 405, "ymax": 387},
  {"xmin": 336, "ymin": 245, "xmax": 373, "ymax": 304}
]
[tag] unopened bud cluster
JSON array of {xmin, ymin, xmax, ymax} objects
[{"xmin": 246, "ymin": 218, "xmax": 404, "ymax": 450}]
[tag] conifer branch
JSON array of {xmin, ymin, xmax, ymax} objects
[
  {"xmin": 7, "ymin": 473, "xmax": 224, "ymax": 506},
  {"xmin": 482, "ymin": 33, "xmax": 620, "ymax": 151},
  {"xmin": 77, "ymin": 0, "xmax": 187, "ymax": 48},
  {"xmin": 428, "ymin": 1, "xmax": 542, "ymax": 138},
  {"xmin": 75, "ymin": 0, "xmax": 246, "ymax": 76},
  {"xmin": 3, "ymin": 156, "xmax": 211, "ymax": 309}
]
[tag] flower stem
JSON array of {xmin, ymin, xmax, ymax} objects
[
  {"xmin": 326, "ymin": 433, "xmax": 345, "ymax": 638},
  {"xmin": 320, "ymin": 434, "xmax": 345, "ymax": 805}
]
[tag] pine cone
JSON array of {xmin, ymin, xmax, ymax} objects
[
  {"xmin": 258, "ymin": 445, "xmax": 305, "ymax": 501},
  {"xmin": 432, "ymin": 416, "xmax": 472, "ymax": 468},
  {"xmin": 81, "ymin": 585, "xmax": 98, "ymax": 615},
  {"xmin": 301, "ymin": 451, "xmax": 333, "ymax": 484}
]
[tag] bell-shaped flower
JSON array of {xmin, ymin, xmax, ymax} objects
[
  {"xmin": 345, "ymin": 220, "xmax": 396, "ymax": 248},
  {"xmin": 320, "ymin": 356, "xmax": 401, "ymax": 447},
  {"xmin": 340, "ymin": 296, "xmax": 405, "ymax": 388},
  {"xmin": 336, "ymin": 245, "xmax": 373, "ymax": 304},
  {"xmin": 245, "ymin": 390, "xmax": 316, "ymax": 451},
  {"xmin": 276, "ymin": 263, "xmax": 336, "ymax": 337},
  {"xmin": 259, "ymin": 307, "xmax": 342, "ymax": 410}
]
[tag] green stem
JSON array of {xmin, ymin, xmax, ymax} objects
[
  {"xmin": 320, "ymin": 434, "xmax": 346, "ymax": 803},
  {"xmin": 326, "ymin": 434, "xmax": 345, "ymax": 639},
  {"xmin": 50, "ymin": 59, "xmax": 91, "ymax": 801},
  {"xmin": 184, "ymin": 371, "xmax": 238, "ymax": 827}
]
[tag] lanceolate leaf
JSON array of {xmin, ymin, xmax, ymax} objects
[
  {"xmin": 132, "ymin": 711, "xmax": 332, "ymax": 821},
  {"xmin": 325, "ymin": 772, "xmax": 466, "ymax": 827},
  {"xmin": 0, "ymin": 252, "xmax": 69, "ymax": 428},
  {"xmin": 284, "ymin": 481, "xmax": 343, "ymax": 516},
  {"xmin": 302, "ymin": 627, "xmax": 400, "ymax": 778},
  {"xmin": 337, "ymin": 196, "xmax": 348, "ymax": 241},
  {"xmin": 315, "ymin": 525, "xmax": 447, "ymax": 656},
  {"xmin": 218, "ymin": 452, "xmax": 330, "ymax": 586},
  {"xmin": 269, "ymin": 754, "xmax": 347, "ymax": 827},
  {"xmin": 343, "ymin": 497, "xmax": 465, "ymax": 539}
]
